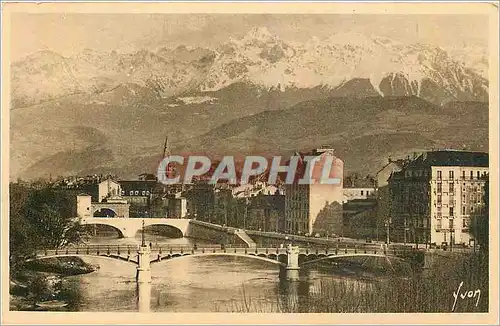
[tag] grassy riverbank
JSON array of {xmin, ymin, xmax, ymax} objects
[{"xmin": 221, "ymin": 251, "xmax": 488, "ymax": 313}]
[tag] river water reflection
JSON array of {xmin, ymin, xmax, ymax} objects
[{"xmin": 61, "ymin": 235, "xmax": 373, "ymax": 312}]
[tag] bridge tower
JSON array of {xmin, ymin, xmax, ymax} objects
[{"xmin": 286, "ymin": 245, "xmax": 300, "ymax": 281}]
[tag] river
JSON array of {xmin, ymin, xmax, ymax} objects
[{"xmin": 56, "ymin": 233, "xmax": 388, "ymax": 313}]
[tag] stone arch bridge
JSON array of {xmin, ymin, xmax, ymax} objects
[{"xmin": 79, "ymin": 217, "xmax": 191, "ymax": 238}]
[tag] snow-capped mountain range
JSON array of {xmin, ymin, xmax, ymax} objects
[{"xmin": 12, "ymin": 27, "xmax": 488, "ymax": 108}]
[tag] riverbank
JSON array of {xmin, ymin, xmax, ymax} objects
[
  {"xmin": 222, "ymin": 251, "xmax": 489, "ymax": 313},
  {"xmin": 10, "ymin": 257, "xmax": 97, "ymax": 311}
]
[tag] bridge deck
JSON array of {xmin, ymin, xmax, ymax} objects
[{"xmin": 35, "ymin": 244, "xmax": 416, "ymax": 259}]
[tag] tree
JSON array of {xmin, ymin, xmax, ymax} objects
[
  {"xmin": 10, "ymin": 183, "xmax": 35, "ymax": 267},
  {"xmin": 10, "ymin": 184, "xmax": 83, "ymax": 266}
]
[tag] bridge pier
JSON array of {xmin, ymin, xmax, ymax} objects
[
  {"xmin": 137, "ymin": 281, "xmax": 152, "ymax": 313},
  {"xmin": 286, "ymin": 245, "xmax": 300, "ymax": 281},
  {"xmin": 136, "ymin": 245, "xmax": 152, "ymax": 283}
]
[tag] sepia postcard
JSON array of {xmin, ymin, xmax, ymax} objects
[{"xmin": 1, "ymin": 1, "xmax": 499, "ymax": 325}]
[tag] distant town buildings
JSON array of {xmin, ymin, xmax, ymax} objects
[
  {"xmin": 232, "ymin": 181, "xmax": 283, "ymax": 198},
  {"xmin": 30, "ymin": 143, "xmax": 489, "ymax": 246},
  {"xmin": 388, "ymin": 150, "xmax": 488, "ymax": 246},
  {"xmin": 119, "ymin": 180, "xmax": 157, "ymax": 206}
]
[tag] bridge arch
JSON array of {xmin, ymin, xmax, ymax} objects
[
  {"xmin": 81, "ymin": 223, "xmax": 126, "ymax": 238},
  {"xmin": 151, "ymin": 253, "xmax": 286, "ymax": 266},
  {"xmin": 93, "ymin": 207, "xmax": 118, "ymax": 217},
  {"xmin": 143, "ymin": 223, "xmax": 183, "ymax": 238}
]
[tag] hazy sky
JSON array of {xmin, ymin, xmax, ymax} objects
[{"xmin": 11, "ymin": 14, "xmax": 489, "ymax": 61}]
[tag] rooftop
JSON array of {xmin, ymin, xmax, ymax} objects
[{"xmin": 407, "ymin": 150, "xmax": 488, "ymax": 168}]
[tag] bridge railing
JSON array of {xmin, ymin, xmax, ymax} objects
[
  {"xmin": 37, "ymin": 245, "xmax": 293, "ymax": 257},
  {"xmin": 37, "ymin": 243, "xmax": 422, "ymax": 258}
]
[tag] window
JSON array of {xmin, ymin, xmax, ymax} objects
[
  {"xmin": 449, "ymin": 219, "xmax": 454, "ymax": 229},
  {"xmin": 462, "ymin": 171, "xmax": 466, "ymax": 179},
  {"xmin": 361, "ymin": 190, "xmax": 364, "ymax": 196},
  {"xmin": 462, "ymin": 194, "xmax": 466, "ymax": 202},
  {"xmin": 462, "ymin": 206, "xmax": 466, "ymax": 215},
  {"xmin": 470, "ymin": 171, "xmax": 474, "ymax": 179},
  {"xmin": 437, "ymin": 219, "xmax": 442, "ymax": 229},
  {"xmin": 134, "ymin": 190, "xmax": 139, "ymax": 195},
  {"xmin": 121, "ymin": 191, "xmax": 125, "ymax": 195},
  {"xmin": 477, "ymin": 171, "xmax": 480, "ymax": 179},
  {"xmin": 129, "ymin": 191, "xmax": 133, "ymax": 195},
  {"xmin": 449, "ymin": 207, "xmax": 454, "ymax": 217},
  {"xmin": 437, "ymin": 171, "xmax": 442, "ymax": 180},
  {"xmin": 142, "ymin": 190, "xmax": 146, "ymax": 196},
  {"xmin": 449, "ymin": 183, "xmax": 454, "ymax": 194},
  {"xmin": 437, "ymin": 195, "xmax": 442, "ymax": 203},
  {"xmin": 437, "ymin": 183, "xmax": 442, "ymax": 193},
  {"xmin": 146, "ymin": 191, "xmax": 150, "ymax": 195},
  {"xmin": 449, "ymin": 171, "xmax": 454, "ymax": 180}
]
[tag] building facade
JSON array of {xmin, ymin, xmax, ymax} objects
[
  {"xmin": 98, "ymin": 179, "xmax": 122, "ymax": 203},
  {"xmin": 247, "ymin": 194, "xmax": 285, "ymax": 232},
  {"xmin": 284, "ymin": 149, "xmax": 344, "ymax": 236},
  {"xmin": 343, "ymin": 188, "xmax": 376, "ymax": 203},
  {"xmin": 388, "ymin": 150, "xmax": 488, "ymax": 246},
  {"xmin": 77, "ymin": 194, "xmax": 130, "ymax": 219}
]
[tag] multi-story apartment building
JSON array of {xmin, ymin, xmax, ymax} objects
[
  {"xmin": 284, "ymin": 148, "xmax": 344, "ymax": 236},
  {"xmin": 388, "ymin": 150, "xmax": 488, "ymax": 246}
]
